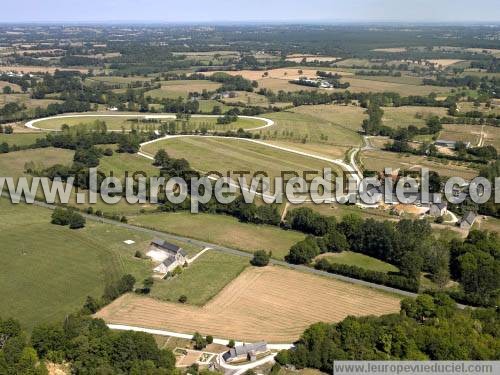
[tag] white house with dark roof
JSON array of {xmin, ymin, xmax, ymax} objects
[
  {"xmin": 147, "ymin": 239, "xmax": 188, "ymax": 274},
  {"xmin": 222, "ymin": 342, "xmax": 268, "ymax": 363}
]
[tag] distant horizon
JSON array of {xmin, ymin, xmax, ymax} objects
[
  {"xmin": 1, "ymin": 20, "xmax": 500, "ymax": 26},
  {"xmin": 1, "ymin": 0, "xmax": 499, "ymax": 24}
]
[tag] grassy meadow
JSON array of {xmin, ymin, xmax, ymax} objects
[
  {"xmin": 151, "ymin": 251, "xmax": 248, "ymax": 305},
  {"xmin": 128, "ymin": 211, "xmax": 305, "ymax": 260},
  {"xmin": 0, "ymin": 201, "xmax": 154, "ymax": 329}
]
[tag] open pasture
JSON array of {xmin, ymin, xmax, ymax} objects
[
  {"xmin": 0, "ymin": 133, "xmax": 44, "ymax": 147},
  {"xmin": 141, "ymin": 136, "xmax": 344, "ymax": 180},
  {"xmin": 360, "ymin": 149, "xmax": 478, "ymax": 180},
  {"xmin": 0, "ymin": 201, "xmax": 154, "ymax": 329},
  {"xmin": 381, "ymin": 106, "xmax": 448, "ymax": 129},
  {"xmin": 29, "ymin": 113, "xmax": 264, "ymax": 131},
  {"xmin": 146, "ymin": 80, "xmax": 222, "ymax": 99},
  {"xmin": 264, "ymin": 107, "xmax": 363, "ymax": 146},
  {"xmin": 151, "ymin": 251, "xmax": 248, "ymax": 305},
  {"xmin": 96, "ymin": 266, "xmax": 401, "ymax": 342},
  {"xmin": 334, "ymin": 77, "xmax": 452, "ymax": 96},
  {"xmin": 128, "ymin": 211, "xmax": 305, "ymax": 260}
]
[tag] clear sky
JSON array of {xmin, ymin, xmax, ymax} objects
[{"xmin": 1, "ymin": 0, "xmax": 499, "ymax": 23}]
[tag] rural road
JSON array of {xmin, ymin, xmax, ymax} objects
[
  {"xmin": 107, "ymin": 324, "xmax": 293, "ymax": 349},
  {"xmin": 25, "ymin": 113, "xmax": 275, "ymax": 132}
]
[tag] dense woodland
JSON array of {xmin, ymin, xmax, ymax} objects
[{"xmin": 275, "ymin": 294, "xmax": 500, "ymax": 370}]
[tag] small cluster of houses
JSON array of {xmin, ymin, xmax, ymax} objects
[
  {"xmin": 291, "ymin": 77, "xmax": 334, "ymax": 88},
  {"xmin": 2, "ymin": 71, "xmax": 34, "ymax": 78},
  {"xmin": 363, "ymin": 175, "xmax": 477, "ymax": 230}
]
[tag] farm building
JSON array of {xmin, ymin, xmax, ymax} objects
[
  {"xmin": 429, "ymin": 202, "xmax": 448, "ymax": 217},
  {"xmin": 435, "ymin": 140, "xmax": 471, "ymax": 149},
  {"xmin": 147, "ymin": 239, "xmax": 188, "ymax": 274},
  {"xmin": 459, "ymin": 211, "xmax": 477, "ymax": 230},
  {"xmin": 222, "ymin": 342, "xmax": 268, "ymax": 363}
]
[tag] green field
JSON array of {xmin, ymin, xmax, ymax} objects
[
  {"xmin": 360, "ymin": 149, "xmax": 478, "ymax": 180},
  {"xmin": 264, "ymin": 106, "xmax": 363, "ymax": 146},
  {"xmin": 0, "ymin": 201, "xmax": 155, "ymax": 329},
  {"xmin": 0, "ymin": 132, "xmax": 44, "ymax": 147},
  {"xmin": 141, "ymin": 136, "xmax": 343, "ymax": 181},
  {"xmin": 381, "ymin": 106, "xmax": 449, "ymax": 129},
  {"xmin": 31, "ymin": 113, "xmax": 264, "ymax": 131},
  {"xmin": 145, "ymin": 80, "xmax": 222, "ymax": 99},
  {"xmin": 98, "ymin": 151, "xmax": 159, "ymax": 178},
  {"xmin": 0, "ymin": 147, "xmax": 74, "ymax": 179},
  {"xmin": 151, "ymin": 251, "xmax": 248, "ymax": 305},
  {"xmin": 198, "ymin": 99, "xmax": 233, "ymax": 113},
  {"xmin": 128, "ymin": 211, "xmax": 305, "ymax": 259},
  {"xmin": 222, "ymin": 91, "xmax": 270, "ymax": 106},
  {"xmin": 334, "ymin": 77, "xmax": 451, "ymax": 96},
  {"xmin": 317, "ymin": 251, "xmax": 399, "ymax": 273},
  {"xmin": 0, "ymin": 147, "xmax": 160, "ymax": 216}
]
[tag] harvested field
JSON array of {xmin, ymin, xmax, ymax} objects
[
  {"xmin": 96, "ymin": 266, "xmax": 401, "ymax": 342},
  {"xmin": 0, "ymin": 66, "xmax": 89, "ymax": 74},
  {"xmin": 427, "ymin": 59, "xmax": 464, "ymax": 67},
  {"xmin": 286, "ymin": 54, "xmax": 339, "ymax": 63},
  {"xmin": 439, "ymin": 124, "xmax": 482, "ymax": 146},
  {"xmin": 205, "ymin": 68, "xmax": 320, "ymax": 81},
  {"xmin": 482, "ymin": 125, "xmax": 500, "ymax": 149},
  {"xmin": 0, "ymin": 81, "xmax": 21, "ymax": 92},
  {"xmin": 257, "ymin": 78, "xmax": 317, "ymax": 92},
  {"xmin": 372, "ymin": 48, "xmax": 407, "ymax": 53}
]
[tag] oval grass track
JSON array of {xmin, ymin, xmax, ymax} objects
[
  {"xmin": 95, "ymin": 265, "xmax": 401, "ymax": 343},
  {"xmin": 25, "ymin": 113, "xmax": 274, "ymax": 131}
]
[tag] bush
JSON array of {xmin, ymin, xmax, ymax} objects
[
  {"xmin": 103, "ymin": 148, "xmax": 114, "ymax": 156},
  {"xmin": 51, "ymin": 208, "xmax": 72, "ymax": 226},
  {"xmin": 250, "ymin": 250, "xmax": 271, "ymax": 266},
  {"xmin": 178, "ymin": 295, "xmax": 187, "ymax": 303},
  {"xmin": 192, "ymin": 332, "xmax": 207, "ymax": 350},
  {"xmin": 227, "ymin": 339, "xmax": 235, "ymax": 348},
  {"xmin": 69, "ymin": 212, "xmax": 86, "ymax": 229},
  {"xmin": 286, "ymin": 236, "xmax": 320, "ymax": 265},
  {"xmin": 206, "ymin": 335, "xmax": 213, "ymax": 344}
]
